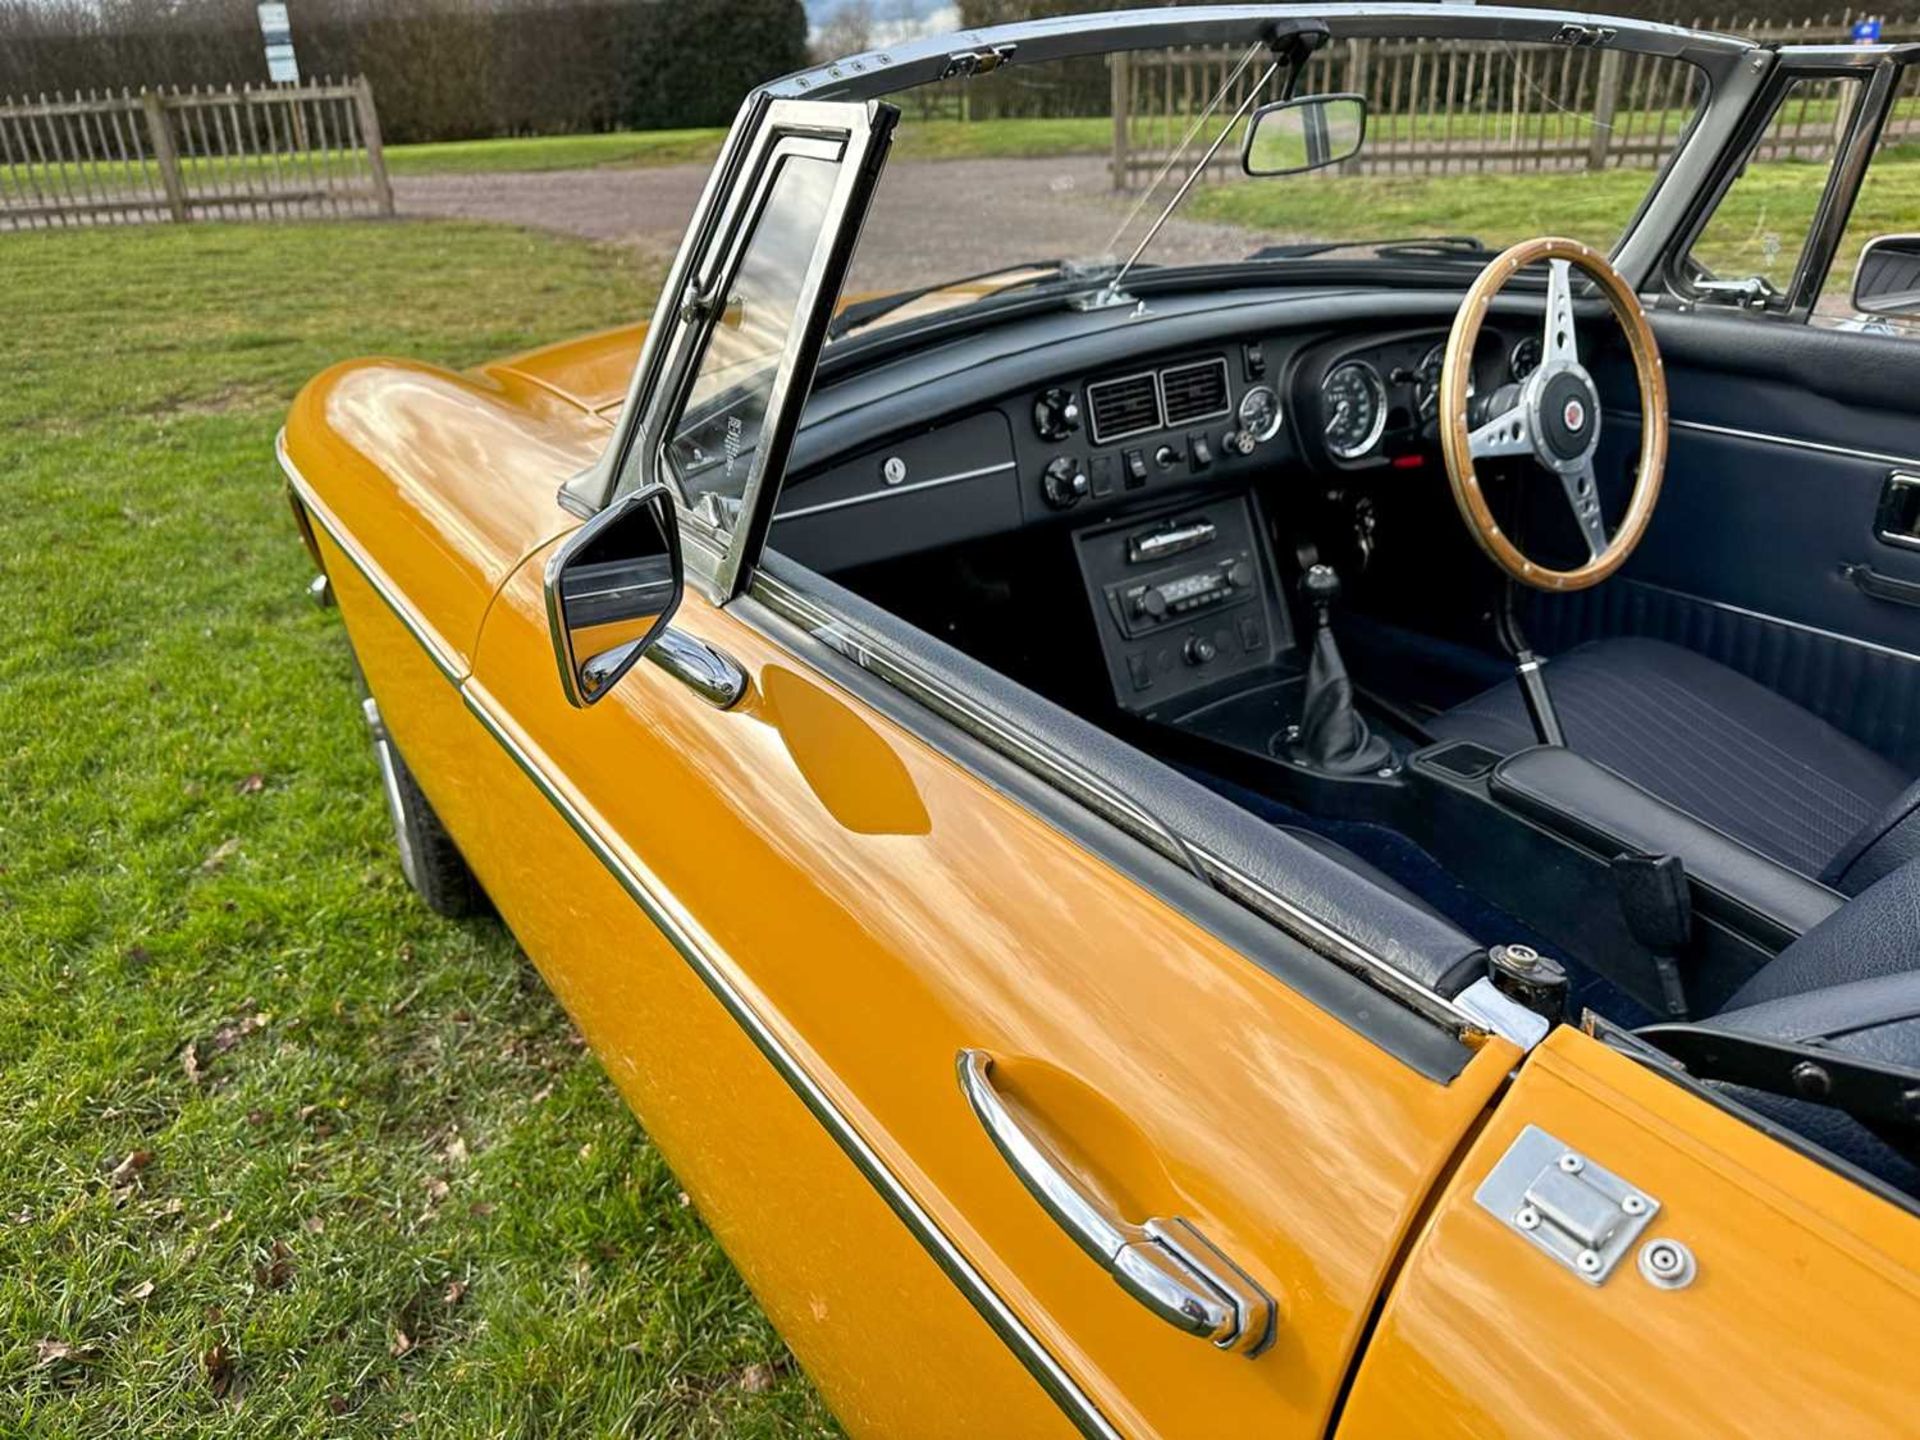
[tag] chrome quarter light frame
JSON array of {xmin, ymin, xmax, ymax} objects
[{"xmin": 545, "ymin": 482, "xmax": 685, "ymax": 708}]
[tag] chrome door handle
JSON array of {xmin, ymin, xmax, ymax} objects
[{"xmin": 956, "ymin": 1050, "xmax": 1276, "ymax": 1357}]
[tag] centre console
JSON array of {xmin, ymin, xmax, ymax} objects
[{"xmin": 1071, "ymin": 493, "xmax": 1292, "ymax": 718}]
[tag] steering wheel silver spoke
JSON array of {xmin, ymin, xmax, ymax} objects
[
  {"xmin": 1556, "ymin": 457, "xmax": 1609, "ymax": 560},
  {"xmin": 1544, "ymin": 258, "xmax": 1579, "ymax": 366},
  {"xmin": 1469, "ymin": 403, "xmax": 1534, "ymax": 460}
]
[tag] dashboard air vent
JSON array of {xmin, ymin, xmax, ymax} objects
[
  {"xmin": 1086, "ymin": 372, "xmax": 1162, "ymax": 445},
  {"xmin": 1160, "ymin": 357, "xmax": 1231, "ymax": 427}
]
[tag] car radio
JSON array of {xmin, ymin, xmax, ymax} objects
[
  {"xmin": 1113, "ymin": 552, "xmax": 1258, "ymax": 636},
  {"xmin": 1073, "ymin": 495, "xmax": 1291, "ymax": 716}
]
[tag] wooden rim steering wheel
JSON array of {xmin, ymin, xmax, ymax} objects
[{"xmin": 1438, "ymin": 237, "xmax": 1669, "ymax": 592}]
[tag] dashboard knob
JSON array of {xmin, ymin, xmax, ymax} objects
[
  {"xmin": 1184, "ymin": 635, "xmax": 1218, "ymax": 666},
  {"xmin": 1227, "ymin": 559, "xmax": 1255, "ymax": 589},
  {"xmin": 1137, "ymin": 588, "xmax": 1168, "ymax": 620},
  {"xmin": 1223, "ymin": 428, "xmax": 1257, "ymax": 457},
  {"xmin": 1033, "ymin": 387, "xmax": 1084, "ymax": 442},
  {"xmin": 1154, "ymin": 444, "xmax": 1178, "ymax": 470},
  {"xmin": 1041, "ymin": 455, "xmax": 1090, "ymax": 510}
]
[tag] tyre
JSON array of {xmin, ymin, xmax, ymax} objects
[{"xmin": 363, "ymin": 695, "xmax": 489, "ymax": 918}]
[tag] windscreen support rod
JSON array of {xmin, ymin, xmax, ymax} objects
[{"xmin": 1092, "ymin": 58, "xmax": 1281, "ymax": 308}]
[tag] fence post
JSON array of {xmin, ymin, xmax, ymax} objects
[
  {"xmin": 1110, "ymin": 51, "xmax": 1131, "ymax": 191},
  {"xmin": 140, "ymin": 89, "xmax": 187, "ymax": 222},
  {"xmin": 1343, "ymin": 39, "xmax": 1371, "ymax": 174},
  {"xmin": 352, "ymin": 76, "xmax": 394, "ymax": 216},
  {"xmin": 1588, "ymin": 48, "xmax": 1623, "ymax": 170}
]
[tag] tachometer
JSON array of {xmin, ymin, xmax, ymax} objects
[
  {"xmin": 1238, "ymin": 384, "xmax": 1283, "ymax": 442},
  {"xmin": 1416, "ymin": 342, "xmax": 1474, "ymax": 422},
  {"xmin": 1322, "ymin": 361, "xmax": 1387, "ymax": 460},
  {"xmin": 1510, "ymin": 335, "xmax": 1543, "ymax": 382}
]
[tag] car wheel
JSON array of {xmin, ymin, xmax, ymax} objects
[{"xmin": 362, "ymin": 695, "xmax": 489, "ymax": 919}]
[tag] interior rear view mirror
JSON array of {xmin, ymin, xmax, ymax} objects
[
  {"xmin": 1851, "ymin": 234, "xmax": 1920, "ymax": 317},
  {"xmin": 544, "ymin": 482, "xmax": 683, "ymax": 707},
  {"xmin": 1241, "ymin": 93, "xmax": 1368, "ymax": 177}
]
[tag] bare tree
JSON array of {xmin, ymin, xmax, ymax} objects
[{"xmin": 814, "ymin": 0, "xmax": 874, "ymax": 63}]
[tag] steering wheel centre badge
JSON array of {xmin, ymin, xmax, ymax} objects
[{"xmin": 1564, "ymin": 397, "xmax": 1587, "ymax": 432}]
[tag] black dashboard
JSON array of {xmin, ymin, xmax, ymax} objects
[
  {"xmin": 765, "ymin": 286, "xmax": 1570, "ymax": 716},
  {"xmin": 771, "ymin": 286, "xmax": 1551, "ymax": 577}
]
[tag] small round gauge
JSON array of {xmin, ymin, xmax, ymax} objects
[
  {"xmin": 1510, "ymin": 335, "xmax": 1543, "ymax": 382},
  {"xmin": 1238, "ymin": 384, "xmax": 1283, "ymax": 442},
  {"xmin": 1416, "ymin": 342, "xmax": 1475, "ymax": 421},
  {"xmin": 1321, "ymin": 360, "xmax": 1388, "ymax": 460}
]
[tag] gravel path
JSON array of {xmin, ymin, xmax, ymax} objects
[{"xmin": 395, "ymin": 155, "xmax": 1268, "ymax": 293}]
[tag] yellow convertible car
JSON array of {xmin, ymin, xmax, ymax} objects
[{"xmin": 282, "ymin": 7, "xmax": 1920, "ymax": 1435}]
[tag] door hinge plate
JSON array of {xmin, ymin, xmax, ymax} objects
[{"xmin": 1475, "ymin": 1125, "xmax": 1659, "ymax": 1284}]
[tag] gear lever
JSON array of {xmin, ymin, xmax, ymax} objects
[{"xmin": 1291, "ymin": 564, "xmax": 1393, "ymax": 775}]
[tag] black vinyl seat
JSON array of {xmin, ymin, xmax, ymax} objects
[
  {"xmin": 1429, "ymin": 637, "xmax": 1918, "ymax": 893},
  {"xmin": 1695, "ymin": 856, "xmax": 1920, "ymax": 1194}
]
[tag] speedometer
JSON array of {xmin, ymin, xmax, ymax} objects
[{"xmin": 1322, "ymin": 361, "xmax": 1387, "ymax": 460}]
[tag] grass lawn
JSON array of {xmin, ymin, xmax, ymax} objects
[
  {"xmin": 0, "ymin": 219, "xmax": 839, "ymax": 1437},
  {"xmin": 381, "ymin": 117, "xmax": 1125, "ymax": 174},
  {"xmin": 1187, "ymin": 153, "xmax": 1920, "ymax": 278}
]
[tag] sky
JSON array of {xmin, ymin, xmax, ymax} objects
[{"xmin": 802, "ymin": 0, "xmax": 964, "ymax": 45}]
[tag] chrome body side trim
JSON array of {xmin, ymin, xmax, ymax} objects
[
  {"xmin": 275, "ymin": 432, "xmax": 1122, "ymax": 1440},
  {"xmin": 773, "ymin": 460, "xmax": 1017, "ymax": 522},
  {"xmin": 276, "ymin": 433, "xmax": 466, "ymax": 684},
  {"xmin": 750, "ymin": 567, "xmax": 1472, "ymax": 1036}
]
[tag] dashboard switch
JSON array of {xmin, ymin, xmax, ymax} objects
[
  {"xmin": 1184, "ymin": 635, "xmax": 1218, "ymax": 667},
  {"xmin": 1033, "ymin": 387, "xmax": 1083, "ymax": 442},
  {"xmin": 1088, "ymin": 454, "xmax": 1116, "ymax": 498},
  {"xmin": 1041, "ymin": 455, "xmax": 1090, "ymax": 510},
  {"xmin": 1188, "ymin": 432, "xmax": 1214, "ymax": 470},
  {"xmin": 1123, "ymin": 449, "xmax": 1149, "ymax": 488},
  {"xmin": 1243, "ymin": 341, "xmax": 1267, "ymax": 381}
]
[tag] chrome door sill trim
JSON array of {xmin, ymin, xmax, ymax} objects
[
  {"xmin": 750, "ymin": 568, "xmax": 1471, "ymax": 1039},
  {"xmin": 458, "ymin": 681, "xmax": 1123, "ymax": 1440},
  {"xmin": 772, "ymin": 460, "xmax": 1017, "ymax": 523},
  {"xmin": 276, "ymin": 433, "xmax": 467, "ymax": 684}
]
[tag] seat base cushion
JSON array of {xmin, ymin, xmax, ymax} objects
[{"xmin": 1429, "ymin": 638, "xmax": 1907, "ymax": 879}]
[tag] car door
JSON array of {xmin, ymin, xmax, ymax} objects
[
  {"xmin": 460, "ymin": 94, "xmax": 1526, "ymax": 1438},
  {"xmin": 1519, "ymin": 50, "xmax": 1920, "ymax": 772}
]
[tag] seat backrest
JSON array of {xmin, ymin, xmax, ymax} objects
[
  {"xmin": 1823, "ymin": 778, "xmax": 1920, "ymax": 896},
  {"xmin": 1719, "ymin": 853, "xmax": 1920, "ymax": 1014}
]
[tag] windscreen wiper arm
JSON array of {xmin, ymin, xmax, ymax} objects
[
  {"xmin": 1245, "ymin": 235, "xmax": 1487, "ymax": 260},
  {"xmin": 826, "ymin": 259, "xmax": 1068, "ymax": 340}
]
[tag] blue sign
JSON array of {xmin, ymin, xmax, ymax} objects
[{"xmin": 1852, "ymin": 17, "xmax": 1882, "ymax": 44}]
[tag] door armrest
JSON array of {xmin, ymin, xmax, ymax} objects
[{"xmin": 1489, "ymin": 746, "xmax": 1844, "ymax": 949}]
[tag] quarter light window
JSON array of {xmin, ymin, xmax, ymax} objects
[
  {"xmin": 1682, "ymin": 75, "xmax": 1864, "ymax": 308},
  {"xmin": 666, "ymin": 154, "xmax": 839, "ymax": 533}
]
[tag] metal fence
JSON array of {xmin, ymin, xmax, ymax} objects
[
  {"xmin": 1109, "ymin": 14, "xmax": 1920, "ymax": 188},
  {"xmin": 0, "ymin": 78, "xmax": 394, "ymax": 229}
]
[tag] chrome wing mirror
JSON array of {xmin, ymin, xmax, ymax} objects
[
  {"xmin": 1241, "ymin": 93, "xmax": 1367, "ymax": 177},
  {"xmin": 1851, "ymin": 234, "xmax": 1920, "ymax": 318},
  {"xmin": 544, "ymin": 483, "xmax": 683, "ymax": 707}
]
